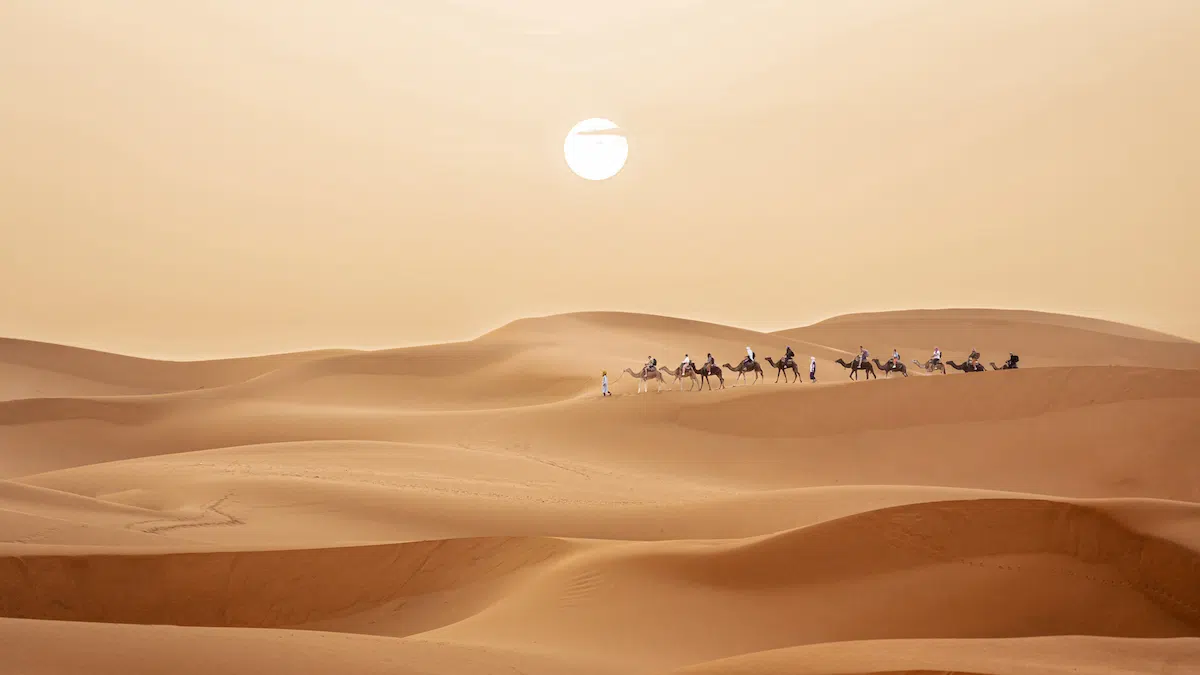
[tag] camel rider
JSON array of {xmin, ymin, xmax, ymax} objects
[
  {"xmin": 784, "ymin": 345, "xmax": 795, "ymax": 365},
  {"xmin": 969, "ymin": 348, "xmax": 980, "ymax": 367},
  {"xmin": 1006, "ymin": 352, "xmax": 1019, "ymax": 369},
  {"xmin": 646, "ymin": 356, "xmax": 657, "ymax": 373},
  {"xmin": 681, "ymin": 354, "xmax": 691, "ymax": 373},
  {"xmin": 932, "ymin": 346, "xmax": 942, "ymax": 365},
  {"xmin": 891, "ymin": 349, "xmax": 900, "ymax": 367},
  {"xmin": 744, "ymin": 346, "xmax": 755, "ymax": 367},
  {"xmin": 705, "ymin": 353, "xmax": 716, "ymax": 371},
  {"xmin": 858, "ymin": 346, "xmax": 869, "ymax": 367}
]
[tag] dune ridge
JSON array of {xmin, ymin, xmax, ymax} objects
[{"xmin": 1, "ymin": 308, "xmax": 1198, "ymax": 675}]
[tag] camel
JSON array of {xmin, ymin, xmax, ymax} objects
[
  {"xmin": 662, "ymin": 363, "xmax": 700, "ymax": 391},
  {"xmin": 693, "ymin": 363, "xmax": 725, "ymax": 390},
  {"xmin": 623, "ymin": 367, "xmax": 667, "ymax": 392},
  {"xmin": 722, "ymin": 360, "xmax": 763, "ymax": 385},
  {"xmin": 764, "ymin": 356, "xmax": 801, "ymax": 383},
  {"xmin": 872, "ymin": 358, "xmax": 908, "ymax": 378},
  {"xmin": 946, "ymin": 360, "xmax": 985, "ymax": 373},
  {"xmin": 912, "ymin": 358, "xmax": 946, "ymax": 375},
  {"xmin": 835, "ymin": 357, "xmax": 876, "ymax": 380}
]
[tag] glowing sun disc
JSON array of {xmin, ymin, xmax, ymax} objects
[{"xmin": 564, "ymin": 118, "xmax": 628, "ymax": 181}]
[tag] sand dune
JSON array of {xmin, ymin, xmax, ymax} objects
[
  {"xmin": 775, "ymin": 308, "xmax": 1200, "ymax": 370},
  {"xmin": 1, "ymin": 309, "xmax": 1198, "ymax": 674}
]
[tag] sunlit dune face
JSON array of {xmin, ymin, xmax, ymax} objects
[{"xmin": 564, "ymin": 118, "xmax": 628, "ymax": 181}]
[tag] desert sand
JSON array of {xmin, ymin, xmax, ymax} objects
[{"xmin": 2, "ymin": 308, "xmax": 1199, "ymax": 675}]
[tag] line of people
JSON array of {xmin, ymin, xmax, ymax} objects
[
  {"xmin": 852, "ymin": 345, "xmax": 1017, "ymax": 370},
  {"xmin": 643, "ymin": 345, "xmax": 818, "ymax": 381},
  {"xmin": 638, "ymin": 344, "xmax": 1017, "ymax": 384},
  {"xmin": 852, "ymin": 345, "xmax": 919, "ymax": 369}
]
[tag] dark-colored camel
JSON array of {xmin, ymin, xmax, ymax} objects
[
  {"xmin": 722, "ymin": 360, "xmax": 763, "ymax": 385},
  {"xmin": 946, "ymin": 360, "xmax": 985, "ymax": 373},
  {"xmin": 912, "ymin": 358, "xmax": 946, "ymax": 374},
  {"xmin": 872, "ymin": 358, "xmax": 908, "ymax": 378},
  {"xmin": 835, "ymin": 357, "xmax": 876, "ymax": 380},
  {"xmin": 693, "ymin": 363, "xmax": 725, "ymax": 390},
  {"xmin": 764, "ymin": 356, "xmax": 801, "ymax": 383}
]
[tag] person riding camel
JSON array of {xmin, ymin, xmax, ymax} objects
[
  {"xmin": 681, "ymin": 354, "xmax": 692, "ymax": 374},
  {"xmin": 645, "ymin": 356, "xmax": 657, "ymax": 373},
  {"xmin": 743, "ymin": 346, "xmax": 755, "ymax": 368},
  {"xmin": 891, "ymin": 348, "xmax": 900, "ymax": 368},
  {"xmin": 1005, "ymin": 352, "xmax": 1019, "ymax": 369},
  {"xmin": 932, "ymin": 346, "xmax": 942, "ymax": 366},
  {"xmin": 784, "ymin": 345, "xmax": 795, "ymax": 366},
  {"xmin": 857, "ymin": 346, "xmax": 869, "ymax": 367},
  {"xmin": 969, "ymin": 348, "xmax": 980, "ymax": 368},
  {"xmin": 704, "ymin": 353, "xmax": 716, "ymax": 372}
]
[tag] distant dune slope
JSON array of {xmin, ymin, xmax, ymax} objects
[
  {"xmin": 0, "ymin": 337, "xmax": 354, "ymax": 401},
  {"xmin": 774, "ymin": 309, "xmax": 1200, "ymax": 370}
]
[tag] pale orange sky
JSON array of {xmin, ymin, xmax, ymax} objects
[{"xmin": 2, "ymin": 1, "xmax": 1198, "ymax": 357}]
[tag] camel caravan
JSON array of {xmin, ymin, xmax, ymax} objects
[{"xmin": 620, "ymin": 346, "xmax": 1020, "ymax": 393}]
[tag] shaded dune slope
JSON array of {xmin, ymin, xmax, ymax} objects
[{"xmin": 2, "ymin": 499, "xmax": 1197, "ymax": 640}]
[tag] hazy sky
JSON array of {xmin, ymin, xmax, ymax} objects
[{"xmin": 2, "ymin": 1, "xmax": 1198, "ymax": 356}]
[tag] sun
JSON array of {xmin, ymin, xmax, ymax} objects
[{"xmin": 564, "ymin": 118, "xmax": 628, "ymax": 181}]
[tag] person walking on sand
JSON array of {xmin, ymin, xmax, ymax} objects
[
  {"xmin": 601, "ymin": 370, "xmax": 610, "ymax": 397},
  {"xmin": 809, "ymin": 356, "xmax": 817, "ymax": 382}
]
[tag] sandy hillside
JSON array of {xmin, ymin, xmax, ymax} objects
[{"xmin": 2, "ymin": 309, "xmax": 1199, "ymax": 675}]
